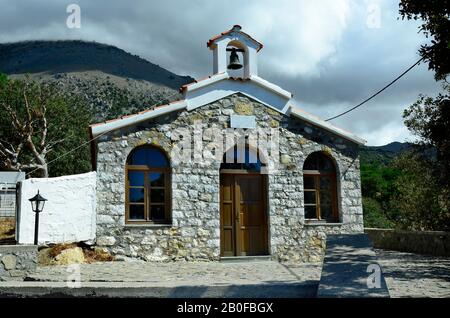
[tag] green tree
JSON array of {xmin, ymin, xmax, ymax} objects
[
  {"xmin": 361, "ymin": 162, "xmax": 401, "ymax": 229},
  {"xmin": 363, "ymin": 197, "xmax": 394, "ymax": 229},
  {"xmin": 399, "ymin": 85, "xmax": 450, "ymax": 228},
  {"xmin": 0, "ymin": 74, "xmax": 92, "ymax": 177},
  {"xmin": 399, "ymin": 0, "xmax": 450, "ymax": 80},
  {"xmin": 403, "ymin": 84, "xmax": 450, "ymax": 189},
  {"xmin": 389, "ymin": 152, "xmax": 448, "ymax": 231},
  {"xmin": 396, "ymin": 1, "xmax": 450, "ymax": 230}
]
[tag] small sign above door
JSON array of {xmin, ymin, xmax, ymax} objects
[{"xmin": 230, "ymin": 115, "xmax": 256, "ymax": 129}]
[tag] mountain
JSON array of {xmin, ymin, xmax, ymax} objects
[
  {"xmin": 370, "ymin": 141, "xmax": 412, "ymax": 153},
  {"xmin": 0, "ymin": 42, "xmax": 421, "ymax": 163},
  {"xmin": 0, "ymin": 40, "xmax": 194, "ymax": 121},
  {"xmin": 360, "ymin": 142, "xmax": 412, "ymax": 165}
]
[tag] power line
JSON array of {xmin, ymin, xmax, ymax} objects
[{"xmin": 325, "ymin": 57, "xmax": 425, "ymax": 122}]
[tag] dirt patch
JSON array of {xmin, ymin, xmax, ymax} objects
[
  {"xmin": 48, "ymin": 243, "xmax": 78, "ymax": 258},
  {"xmin": 39, "ymin": 242, "xmax": 115, "ymax": 265},
  {"xmin": 84, "ymin": 248, "xmax": 115, "ymax": 263},
  {"xmin": 0, "ymin": 218, "xmax": 15, "ymax": 243}
]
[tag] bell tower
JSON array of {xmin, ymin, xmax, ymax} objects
[{"xmin": 207, "ymin": 25, "xmax": 263, "ymax": 79}]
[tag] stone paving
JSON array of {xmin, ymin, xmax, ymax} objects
[
  {"xmin": 15, "ymin": 250, "xmax": 450, "ymax": 298},
  {"xmin": 27, "ymin": 260, "xmax": 322, "ymax": 287},
  {"xmin": 375, "ymin": 249, "xmax": 450, "ymax": 298}
]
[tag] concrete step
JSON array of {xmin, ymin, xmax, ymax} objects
[{"xmin": 220, "ymin": 255, "xmax": 272, "ymax": 263}]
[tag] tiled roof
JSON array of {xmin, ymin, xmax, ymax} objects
[
  {"xmin": 207, "ymin": 25, "xmax": 263, "ymax": 52},
  {"xmin": 89, "ymin": 99, "xmax": 184, "ymax": 128}
]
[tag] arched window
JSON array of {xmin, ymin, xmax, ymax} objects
[
  {"xmin": 303, "ymin": 152, "xmax": 338, "ymax": 223},
  {"xmin": 220, "ymin": 144, "xmax": 265, "ymax": 172},
  {"xmin": 125, "ymin": 146, "xmax": 171, "ymax": 224}
]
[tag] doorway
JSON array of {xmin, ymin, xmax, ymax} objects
[{"xmin": 220, "ymin": 172, "xmax": 268, "ymax": 257}]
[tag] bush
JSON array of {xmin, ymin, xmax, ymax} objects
[{"xmin": 363, "ymin": 197, "xmax": 394, "ymax": 229}]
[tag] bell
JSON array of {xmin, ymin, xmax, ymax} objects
[{"xmin": 227, "ymin": 48, "xmax": 243, "ymax": 70}]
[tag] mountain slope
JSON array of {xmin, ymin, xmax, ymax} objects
[
  {"xmin": 360, "ymin": 142, "xmax": 412, "ymax": 165},
  {"xmin": 0, "ymin": 40, "xmax": 193, "ymax": 121},
  {"xmin": 0, "ymin": 40, "xmax": 192, "ymax": 89}
]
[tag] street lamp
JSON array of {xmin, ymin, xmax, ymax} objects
[{"xmin": 29, "ymin": 190, "xmax": 47, "ymax": 245}]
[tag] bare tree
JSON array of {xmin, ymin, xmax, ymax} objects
[{"xmin": 0, "ymin": 82, "xmax": 66, "ymax": 177}]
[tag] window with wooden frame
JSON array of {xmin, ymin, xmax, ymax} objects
[
  {"xmin": 125, "ymin": 146, "xmax": 171, "ymax": 224},
  {"xmin": 303, "ymin": 152, "xmax": 339, "ymax": 223}
]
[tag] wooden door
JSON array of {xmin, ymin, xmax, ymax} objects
[{"xmin": 220, "ymin": 173, "xmax": 267, "ymax": 257}]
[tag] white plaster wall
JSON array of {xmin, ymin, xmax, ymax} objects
[
  {"xmin": 17, "ymin": 172, "xmax": 97, "ymax": 245},
  {"xmin": 186, "ymin": 80, "xmax": 291, "ymax": 114},
  {"xmin": 212, "ymin": 33, "xmax": 259, "ymax": 76}
]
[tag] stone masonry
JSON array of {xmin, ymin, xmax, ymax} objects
[
  {"xmin": 95, "ymin": 93, "xmax": 363, "ymax": 262},
  {"xmin": 0, "ymin": 245, "xmax": 37, "ymax": 281}
]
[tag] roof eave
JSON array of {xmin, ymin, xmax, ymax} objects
[
  {"xmin": 289, "ymin": 106, "xmax": 366, "ymax": 145},
  {"xmin": 182, "ymin": 73, "xmax": 292, "ymax": 100},
  {"xmin": 207, "ymin": 29, "xmax": 263, "ymax": 52},
  {"xmin": 90, "ymin": 100, "xmax": 187, "ymax": 137}
]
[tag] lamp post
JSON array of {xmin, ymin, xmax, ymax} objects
[{"xmin": 29, "ymin": 190, "xmax": 47, "ymax": 245}]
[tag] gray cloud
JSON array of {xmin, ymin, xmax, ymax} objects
[{"xmin": 0, "ymin": 0, "xmax": 443, "ymax": 145}]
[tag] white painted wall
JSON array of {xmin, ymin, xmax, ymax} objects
[
  {"xmin": 211, "ymin": 32, "xmax": 259, "ymax": 77},
  {"xmin": 17, "ymin": 172, "xmax": 97, "ymax": 245},
  {"xmin": 186, "ymin": 79, "xmax": 291, "ymax": 114}
]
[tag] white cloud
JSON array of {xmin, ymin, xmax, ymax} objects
[
  {"xmin": 0, "ymin": 0, "xmax": 443, "ymax": 146},
  {"xmin": 362, "ymin": 121, "xmax": 414, "ymax": 146},
  {"xmin": 243, "ymin": 0, "xmax": 351, "ymax": 77}
]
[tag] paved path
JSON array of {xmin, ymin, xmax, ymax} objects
[
  {"xmin": 1, "ymin": 260, "xmax": 321, "ymax": 298},
  {"xmin": 2, "ymin": 250, "xmax": 449, "ymax": 298},
  {"xmin": 375, "ymin": 249, "xmax": 450, "ymax": 298},
  {"xmin": 28, "ymin": 260, "xmax": 322, "ymax": 287},
  {"xmin": 318, "ymin": 234, "xmax": 389, "ymax": 298}
]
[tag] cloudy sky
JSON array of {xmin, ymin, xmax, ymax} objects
[{"xmin": 0, "ymin": 0, "xmax": 442, "ymax": 146}]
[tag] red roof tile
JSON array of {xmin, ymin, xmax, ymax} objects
[
  {"xmin": 179, "ymin": 74, "xmax": 218, "ymax": 93},
  {"xmin": 207, "ymin": 25, "xmax": 263, "ymax": 52},
  {"xmin": 89, "ymin": 99, "xmax": 184, "ymax": 128}
]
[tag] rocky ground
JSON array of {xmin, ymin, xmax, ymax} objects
[{"xmin": 375, "ymin": 249, "xmax": 450, "ymax": 298}]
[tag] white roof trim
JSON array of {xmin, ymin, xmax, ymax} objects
[
  {"xmin": 183, "ymin": 73, "xmax": 292, "ymax": 100},
  {"xmin": 182, "ymin": 73, "xmax": 228, "ymax": 93},
  {"xmin": 186, "ymin": 90, "xmax": 290, "ymax": 115},
  {"xmin": 90, "ymin": 76, "xmax": 365, "ymax": 146},
  {"xmin": 90, "ymin": 100, "xmax": 187, "ymax": 137},
  {"xmin": 250, "ymin": 75, "xmax": 292, "ymax": 99},
  {"xmin": 288, "ymin": 106, "xmax": 366, "ymax": 145},
  {"xmin": 185, "ymin": 79, "xmax": 291, "ymax": 114}
]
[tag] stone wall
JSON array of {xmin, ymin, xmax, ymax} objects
[
  {"xmin": 0, "ymin": 245, "xmax": 37, "ymax": 281},
  {"xmin": 95, "ymin": 93, "xmax": 363, "ymax": 262},
  {"xmin": 365, "ymin": 228, "xmax": 450, "ymax": 257}
]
